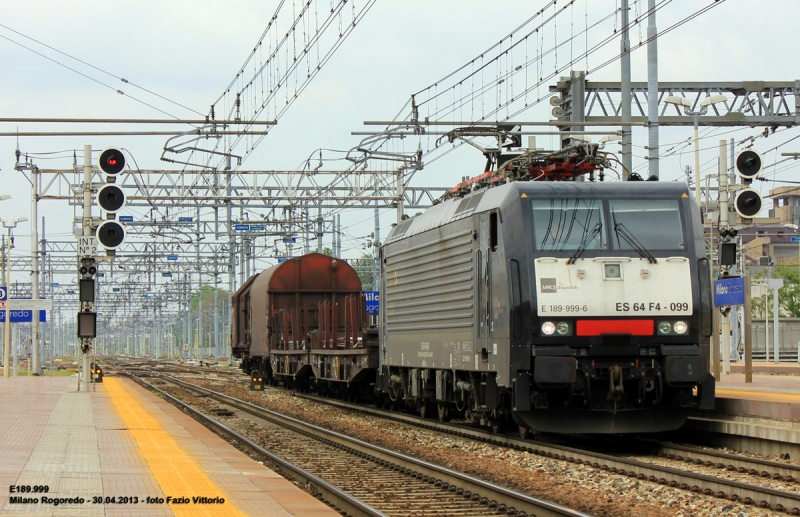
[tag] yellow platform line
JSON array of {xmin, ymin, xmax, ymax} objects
[
  {"xmin": 717, "ymin": 388, "xmax": 800, "ymax": 401},
  {"xmin": 104, "ymin": 377, "xmax": 246, "ymax": 516}
]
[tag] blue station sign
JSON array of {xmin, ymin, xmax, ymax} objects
[
  {"xmin": 235, "ymin": 224, "xmax": 250, "ymax": 231},
  {"xmin": 178, "ymin": 217, "xmax": 193, "ymax": 223},
  {"xmin": 250, "ymin": 224, "xmax": 265, "ymax": 231},
  {"xmin": 714, "ymin": 276, "xmax": 745, "ymax": 307},
  {"xmin": 167, "ymin": 255, "xmax": 178, "ymax": 261},
  {"xmin": 0, "ymin": 310, "xmax": 47, "ymax": 323},
  {"xmin": 365, "ymin": 291, "xmax": 379, "ymax": 315},
  {"xmin": 119, "ymin": 216, "xmax": 134, "ymax": 223}
]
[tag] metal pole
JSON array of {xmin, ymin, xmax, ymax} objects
[
  {"xmin": 2, "ymin": 235, "xmax": 6, "ymax": 379},
  {"xmin": 765, "ymin": 291, "xmax": 769, "ymax": 363},
  {"xmin": 694, "ymin": 113, "xmax": 701, "ymax": 204},
  {"xmin": 620, "ymin": 0, "xmax": 632, "ymax": 179},
  {"xmin": 317, "ymin": 206, "xmax": 323, "ymax": 253},
  {"xmin": 81, "ymin": 146, "xmax": 93, "ymax": 390},
  {"xmin": 646, "ymin": 0, "xmax": 659, "ymax": 179},
  {"xmin": 337, "ymin": 215, "xmax": 342, "ymax": 257},
  {"xmin": 214, "ymin": 279, "xmax": 219, "ymax": 362},
  {"xmin": 31, "ymin": 166, "xmax": 40, "ymax": 374},
  {"xmin": 374, "ymin": 203, "xmax": 381, "ymax": 291},
  {"xmin": 187, "ymin": 274, "xmax": 192, "ymax": 360},
  {"xmin": 719, "ymin": 141, "xmax": 730, "ymax": 374},
  {"xmin": 774, "ymin": 286, "xmax": 780, "ymax": 363},
  {"xmin": 396, "ymin": 169, "xmax": 405, "ymax": 223}
]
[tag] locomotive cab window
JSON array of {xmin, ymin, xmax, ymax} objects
[
  {"xmin": 531, "ymin": 198, "xmax": 605, "ymax": 251},
  {"xmin": 608, "ymin": 199, "xmax": 685, "ymax": 250}
]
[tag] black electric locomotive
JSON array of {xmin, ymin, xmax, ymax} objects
[{"xmin": 378, "ymin": 180, "xmax": 714, "ymax": 434}]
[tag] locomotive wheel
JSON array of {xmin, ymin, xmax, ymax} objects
[
  {"xmin": 437, "ymin": 404, "xmax": 449, "ymax": 422},
  {"xmin": 490, "ymin": 420, "xmax": 503, "ymax": 434},
  {"xmin": 518, "ymin": 425, "xmax": 530, "ymax": 439}
]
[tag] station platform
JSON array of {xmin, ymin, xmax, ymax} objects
[
  {"xmin": 729, "ymin": 361, "xmax": 800, "ymax": 376},
  {"xmin": 713, "ymin": 362, "xmax": 800, "ymax": 421},
  {"xmin": 0, "ymin": 375, "xmax": 340, "ymax": 516}
]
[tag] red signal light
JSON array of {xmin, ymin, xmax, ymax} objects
[{"xmin": 98, "ymin": 148, "xmax": 125, "ymax": 175}]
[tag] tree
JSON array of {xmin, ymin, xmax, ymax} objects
[
  {"xmin": 751, "ymin": 265, "xmax": 800, "ymax": 318},
  {"xmin": 350, "ymin": 252, "xmax": 378, "ymax": 291},
  {"xmin": 188, "ymin": 285, "xmax": 230, "ymax": 347}
]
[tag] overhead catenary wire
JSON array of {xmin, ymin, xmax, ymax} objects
[{"xmin": 0, "ymin": 24, "xmax": 202, "ymax": 120}]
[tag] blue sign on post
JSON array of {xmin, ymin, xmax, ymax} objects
[
  {"xmin": 0, "ymin": 310, "xmax": 47, "ymax": 323},
  {"xmin": 167, "ymin": 255, "xmax": 178, "ymax": 261},
  {"xmin": 714, "ymin": 276, "xmax": 745, "ymax": 306},
  {"xmin": 250, "ymin": 224, "xmax": 265, "ymax": 231},
  {"xmin": 282, "ymin": 237, "xmax": 296, "ymax": 243},
  {"xmin": 235, "ymin": 224, "xmax": 250, "ymax": 231},
  {"xmin": 119, "ymin": 216, "xmax": 134, "ymax": 223},
  {"xmin": 792, "ymin": 236, "xmax": 800, "ymax": 243},
  {"xmin": 365, "ymin": 291, "xmax": 379, "ymax": 315},
  {"xmin": 178, "ymin": 217, "xmax": 193, "ymax": 223}
]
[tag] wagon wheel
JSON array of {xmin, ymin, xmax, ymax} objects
[
  {"xmin": 490, "ymin": 420, "xmax": 503, "ymax": 434},
  {"xmin": 518, "ymin": 425, "xmax": 530, "ymax": 439},
  {"xmin": 437, "ymin": 404, "xmax": 449, "ymax": 422},
  {"xmin": 419, "ymin": 403, "xmax": 429, "ymax": 419}
]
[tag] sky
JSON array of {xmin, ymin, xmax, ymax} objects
[{"xmin": 0, "ymin": 0, "xmax": 799, "ymax": 289}]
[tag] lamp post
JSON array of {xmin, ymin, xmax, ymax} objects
[
  {"xmin": 664, "ymin": 95, "xmax": 727, "ymax": 205},
  {"xmin": 1, "ymin": 216, "xmax": 28, "ymax": 378}
]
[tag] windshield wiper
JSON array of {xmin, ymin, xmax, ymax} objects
[
  {"xmin": 613, "ymin": 221, "xmax": 657, "ymax": 264},
  {"xmin": 567, "ymin": 222, "xmax": 602, "ymax": 264}
]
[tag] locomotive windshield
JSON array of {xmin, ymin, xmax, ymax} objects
[
  {"xmin": 609, "ymin": 199, "xmax": 685, "ymax": 250},
  {"xmin": 531, "ymin": 197, "xmax": 685, "ymax": 252},
  {"xmin": 531, "ymin": 198, "xmax": 605, "ymax": 251}
]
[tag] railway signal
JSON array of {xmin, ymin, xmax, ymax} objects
[
  {"xmin": 733, "ymin": 149, "xmax": 763, "ymax": 220},
  {"xmin": 96, "ymin": 148, "xmax": 126, "ymax": 251}
]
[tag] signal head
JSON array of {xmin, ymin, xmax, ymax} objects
[
  {"xmin": 734, "ymin": 188, "xmax": 763, "ymax": 219},
  {"xmin": 96, "ymin": 220, "xmax": 126, "ymax": 250},
  {"xmin": 79, "ymin": 257, "xmax": 97, "ymax": 278},
  {"xmin": 735, "ymin": 149, "xmax": 762, "ymax": 181},
  {"xmin": 97, "ymin": 184, "xmax": 125, "ymax": 213},
  {"xmin": 98, "ymin": 148, "xmax": 126, "ymax": 176}
]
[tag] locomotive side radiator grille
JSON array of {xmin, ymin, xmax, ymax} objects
[{"xmin": 385, "ymin": 229, "xmax": 475, "ymax": 332}]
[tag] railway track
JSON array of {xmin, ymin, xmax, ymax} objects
[
  {"xmin": 113, "ymin": 360, "xmax": 800, "ymax": 514},
  {"xmin": 118, "ymin": 366, "xmax": 589, "ymax": 517},
  {"xmin": 286, "ymin": 391, "xmax": 800, "ymax": 514}
]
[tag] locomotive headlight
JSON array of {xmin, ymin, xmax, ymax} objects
[
  {"xmin": 673, "ymin": 321, "xmax": 689, "ymax": 334},
  {"xmin": 541, "ymin": 321, "xmax": 556, "ymax": 335},
  {"xmin": 657, "ymin": 321, "xmax": 673, "ymax": 335},
  {"xmin": 556, "ymin": 321, "xmax": 570, "ymax": 335}
]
